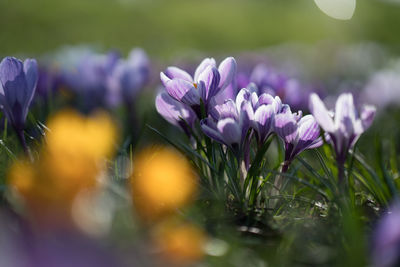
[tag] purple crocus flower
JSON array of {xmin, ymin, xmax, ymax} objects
[
  {"xmin": 237, "ymin": 84, "xmax": 283, "ymax": 145},
  {"xmin": 275, "ymin": 109, "xmax": 322, "ymax": 170},
  {"xmin": 160, "ymin": 57, "xmax": 237, "ymax": 118},
  {"xmin": 372, "ymin": 203, "xmax": 400, "ymax": 267},
  {"xmin": 309, "ymin": 92, "xmax": 376, "ymax": 165},
  {"xmin": 61, "ymin": 50, "xmax": 120, "ymax": 111},
  {"xmin": 107, "ymin": 48, "xmax": 150, "ymax": 107},
  {"xmin": 0, "ymin": 57, "xmax": 38, "ymax": 152},
  {"xmin": 155, "ymin": 92, "xmax": 197, "ymax": 136},
  {"xmin": 249, "ymin": 64, "xmax": 310, "ymax": 110},
  {"xmin": 201, "ymin": 96, "xmax": 252, "ymax": 153}
]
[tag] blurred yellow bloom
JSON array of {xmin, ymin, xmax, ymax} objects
[
  {"xmin": 131, "ymin": 146, "xmax": 197, "ymax": 221},
  {"xmin": 8, "ymin": 109, "xmax": 118, "ymax": 226},
  {"xmin": 153, "ymin": 219, "xmax": 207, "ymax": 265}
]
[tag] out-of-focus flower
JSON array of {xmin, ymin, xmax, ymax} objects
[
  {"xmin": 248, "ymin": 64, "xmax": 310, "ymax": 110},
  {"xmin": 0, "ymin": 57, "xmax": 38, "ymax": 151},
  {"xmin": 372, "ymin": 203, "xmax": 400, "ymax": 267},
  {"xmin": 160, "ymin": 57, "xmax": 236, "ymax": 117},
  {"xmin": 309, "ymin": 93, "xmax": 376, "ymax": 165},
  {"xmin": 8, "ymin": 110, "xmax": 118, "ymax": 227},
  {"xmin": 61, "ymin": 51, "xmax": 119, "ymax": 111},
  {"xmin": 107, "ymin": 48, "xmax": 150, "ymax": 106},
  {"xmin": 152, "ymin": 219, "xmax": 207, "ymax": 265},
  {"xmin": 275, "ymin": 110, "xmax": 322, "ymax": 169},
  {"xmin": 201, "ymin": 92, "xmax": 252, "ymax": 152},
  {"xmin": 155, "ymin": 92, "xmax": 197, "ymax": 136},
  {"xmin": 362, "ymin": 65, "xmax": 400, "ymax": 108},
  {"xmin": 60, "ymin": 47, "xmax": 149, "ymax": 110},
  {"xmin": 131, "ymin": 146, "xmax": 197, "ymax": 221}
]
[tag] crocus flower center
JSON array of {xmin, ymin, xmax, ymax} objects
[{"xmin": 193, "ymin": 83, "xmax": 198, "ymax": 89}]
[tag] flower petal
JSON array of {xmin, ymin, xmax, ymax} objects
[
  {"xmin": 217, "ymin": 118, "xmax": 241, "ymax": 146},
  {"xmin": 275, "ymin": 113, "xmax": 298, "ymax": 144},
  {"xmin": 164, "ymin": 78, "xmax": 200, "ymax": 106},
  {"xmin": 309, "ymin": 93, "xmax": 335, "ymax": 133},
  {"xmin": 201, "ymin": 118, "xmax": 225, "ymax": 144},
  {"xmin": 298, "ymin": 115, "xmax": 320, "ymax": 142},
  {"xmin": 360, "ymin": 105, "xmax": 376, "ymax": 131},
  {"xmin": 194, "ymin": 58, "xmax": 216, "ymax": 82},
  {"xmin": 155, "ymin": 92, "xmax": 196, "ymax": 128},
  {"xmin": 334, "ymin": 93, "xmax": 356, "ymax": 137},
  {"xmin": 197, "ymin": 66, "xmax": 220, "ymax": 100},
  {"xmin": 218, "ymin": 57, "xmax": 236, "ymax": 90},
  {"xmin": 164, "ymin": 66, "xmax": 193, "ymax": 83},
  {"xmin": 0, "ymin": 57, "xmax": 27, "ymax": 106}
]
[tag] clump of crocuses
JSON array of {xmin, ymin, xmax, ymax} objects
[
  {"xmin": 0, "ymin": 57, "xmax": 38, "ymax": 154},
  {"xmin": 156, "ymin": 57, "xmax": 323, "ymax": 174},
  {"xmin": 60, "ymin": 47, "xmax": 150, "ymax": 111}
]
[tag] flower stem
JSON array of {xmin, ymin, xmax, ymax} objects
[
  {"xmin": 17, "ymin": 130, "xmax": 32, "ymax": 162},
  {"xmin": 270, "ymin": 160, "xmax": 291, "ymax": 208}
]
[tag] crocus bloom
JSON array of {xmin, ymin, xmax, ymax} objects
[
  {"xmin": 0, "ymin": 57, "xmax": 38, "ymax": 133},
  {"xmin": 155, "ymin": 92, "xmax": 197, "ymax": 136},
  {"xmin": 61, "ymin": 50, "xmax": 120, "ymax": 111},
  {"xmin": 249, "ymin": 64, "xmax": 310, "ymax": 110},
  {"xmin": 107, "ymin": 48, "xmax": 150, "ymax": 106},
  {"xmin": 237, "ymin": 84, "xmax": 283, "ymax": 145},
  {"xmin": 201, "ymin": 93, "xmax": 252, "ymax": 152},
  {"xmin": 309, "ymin": 92, "xmax": 376, "ymax": 164},
  {"xmin": 275, "ymin": 110, "xmax": 322, "ymax": 168},
  {"xmin": 160, "ymin": 57, "xmax": 236, "ymax": 118},
  {"xmin": 372, "ymin": 203, "xmax": 400, "ymax": 267}
]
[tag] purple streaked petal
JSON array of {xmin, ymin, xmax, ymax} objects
[
  {"xmin": 334, "ymin": 93, "xmax": 357, "ymax": 136},
  {"xmin": 275, "ymin": 113, "xmax": 298, "ymax": 144},
  {"xmin": 254, "ymin": 105, "xmax": 275, "ymax": 142},
  {"xmin": 217, "ymin": 118, "xmax": 242, "ymax": 146},
  {"xmin": 22, "ymin": 59, "xmax": 38, "ymax": 120},
  {"xmin": 239, "ymin": 101, "xmax": 253, "ymax": 138},
  {"xmin": 164, "ymin": 78, "xmax": 200, "ymax": 106},
  {"xmin": 360, "ymin": 105, "xmax": 376, "ymax": 131},
  {"xmin": 201, "ymin": 118, "xmax": 225, "ymax": 144},
  {"xmin": 194, "ymin": 58, "xmax": 216, "ymax": 82},
  {"xmin": 218, "ymin": 57, "xmax": 236, "ymax": 90},
  {"xmin": 235, "ymin": 88, "xmax": 251, "ymax": 112},
  {"xmin": 309, "ymin": 93, "xmax": 335, "ymax": 133},
  {"xmin": 257, "ymin": 93, "xmax": 275, "ymax": 107},
  {"xmin": 298, "ymin": 115, "xmax": 320, "ymax": 142},
  {"xmin": 198, "ymin": 66, "xmax": 220, "ymax": 100},
  {"xmin": 164, "ymin": 67, "xmax": 193, "ymax": 83},
  {"xmin": 160, "ymin": 72, "xmax": 171, "ymax": 87},
  {"xmin": 155, "ymin": 92, "xmax": 196, "ymax": 128},
  {"xmin": 210, "ymin": 99, "xmax": 238, "ymax": 121}
]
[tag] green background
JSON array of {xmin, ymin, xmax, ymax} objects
[{"xmin": 1, "ymin": 0, "xmax": 400, "ymax": 59}]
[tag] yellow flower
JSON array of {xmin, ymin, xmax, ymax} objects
[
  {"xmin": 152, "ymin": 219, "xmax": 207, "ymax": 265},
  {"xmin": 131, "ymin": 146, "xmax": 197, "ymax": 221},
  {"xmin": 7, "ymin": 109, "xmax": 118, "ymax": 227}
]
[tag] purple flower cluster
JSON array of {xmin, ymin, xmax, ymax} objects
[
  {"xmin": 237, "ymin": 64, "xmax": 311, "ymax": 111},
  {"xmin": 61, "ymin": 48, "xmax": 150, "ymax": 110},
  {"xmin": 156, "ymin": 57, "xmax": 323, "ymax": 164}
]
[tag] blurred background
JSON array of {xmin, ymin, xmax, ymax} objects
[{"xmin": 1, "ymin": 0, "xmax": 400, "ymax": 59}]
